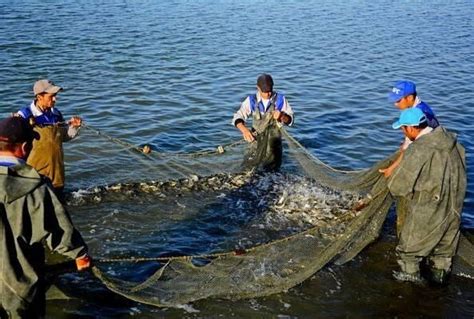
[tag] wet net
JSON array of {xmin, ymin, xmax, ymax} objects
[{"xmin": 62, "ymin": 124, "xmax": 473, "ymax": 307}]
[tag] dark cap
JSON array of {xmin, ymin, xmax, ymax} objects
[
  {"xmin": 257, "ymin": 73, "xmax": 274, "ymax": 92},
  {"xmin": 0, "ymin": 117, "xmax": 39, "ymax": 144}
]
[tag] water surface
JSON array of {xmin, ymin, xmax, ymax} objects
[{"xmin": 1, "ymin": 0, "xmax": 473, "ymax": 317}]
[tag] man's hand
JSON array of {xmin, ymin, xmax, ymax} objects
[
  {"xmin": 273, "ymin": 110, "xmax": 281, "ymax": 120},
  {"xmin": 353, "ymin": 199, "xmax": 368, "ymax": 211},
  {"xmin": 273, "ymin": 111, "xmax": 291, "ymax": 125},
  {"xmin": 76, "ymin": 254, "xmax": 92, "ymax": 271},
  {"xmin": 242, "ymin": 128, "xmax": 255, "ymax": 143},
  {"xmin": 236, "ymin": 122, "xmax": 255, "ymax": 143},
  {"xmin": 68, "ymin": 116, "xmax": 83, "ymax": 128},
  {"xmin": 379, "ymin": 167, "xmax": 394, "ymax": 178},
  {"xmin": 379, "ymin": 152, "xmax": 404, "ymax": 178}
]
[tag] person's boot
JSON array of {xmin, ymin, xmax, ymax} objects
[
  {"xmin": 429, "ymin": 268, "xmax": 449, "ymax": 286},
  {"xmin": 392, "ymin": 270, "xmax": 425, "ymax": 284}
]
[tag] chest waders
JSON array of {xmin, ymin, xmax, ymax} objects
[
  {"xmin": 242, "ymin": 95, "xmax": 283, "ymax": 171},
  {"xmin": 27, "ymin": 125, "xmax": 65, "ymax": 189}
]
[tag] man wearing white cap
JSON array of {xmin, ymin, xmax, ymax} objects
[
  {"xmin": 15, "ymin": 79, "xmax": 82, "ymax": 201},
  {"xmin": 387, "ymin": 107, "xmax": 466, "ymax": 285}
]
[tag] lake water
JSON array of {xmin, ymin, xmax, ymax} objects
[{"xmin": 1, "ymin": 0, "xmax": 473, "ymax": 318}]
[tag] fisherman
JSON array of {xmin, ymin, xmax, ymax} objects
[
  {"xmin": 0, "ymin": 117, "xmax": 91, "ymax": 319},
  {"xmin": 379, "ymin": 80, "xmax": 439, "ymax": 178},
  {"xmin": 387, "ymin": 107, "xmax": 466, "ymax": 285},
  {"xmin": 232, "ymin": 74, "xmax": 294, "ymax": 170},
  {"xmin": 15, "ymin": 79, "xmax": 83, "ymax": 202}
]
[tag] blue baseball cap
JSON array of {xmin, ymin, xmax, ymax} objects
[
  {"xmin": 388, "ymin": 80, "xmax": 416, "ymax": 103},
  {"xmin": 392, "ymin": 107, "xmax": 427, "ymax": 129}
]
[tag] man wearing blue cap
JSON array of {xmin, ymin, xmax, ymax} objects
[
  {"xmin": 388, "ymin": 80, "xmax": 439, "ymax": 128},
  {"xmin": 387, "ymin": 107, "xmax": 466, "ymax": 284},
  {"xmin": 380, "ymin": 80, "xmax": 440, "ymax": 178}
]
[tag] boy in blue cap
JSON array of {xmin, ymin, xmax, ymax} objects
[
  {"xmin": 380, "ymin": 80, "xmax": 439, "ymax": 178},
  {"xmin": 387, "ymin": 107, "xmax": 466, "ymax": 284},
  {"xmin": 387, "ymin": 80, "xmax": 439, "ymax": 128}
]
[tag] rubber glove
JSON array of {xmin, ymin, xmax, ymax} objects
[{"xmin": 76, "ymin": 254, "xmax": 92, "ymax": 271}]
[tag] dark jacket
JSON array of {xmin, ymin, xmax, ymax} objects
[
  {"xmin": 1, "ymin": 164, "xmax": 87, "ymax": 314},
  {"xmin": 388, "ymin": 126, "xmax": 466, "ymax": 271}
]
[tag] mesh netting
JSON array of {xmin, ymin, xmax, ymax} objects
[{"xmin": 64, "ymin": 125, "xmax": 473, "ymax": 307}]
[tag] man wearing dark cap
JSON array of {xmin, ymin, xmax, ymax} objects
[
  {"xmin": 0, "ymin": 117, "xmax": 91, "ymax": 318},
  {"xmin": 15, "ymin": 79, "xmax": 83, "ymax": 200},
  {"xmin": 232, "ymin": 74, "xmax": 294, "ymax": 170}
]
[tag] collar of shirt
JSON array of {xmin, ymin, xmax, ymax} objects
[
  {"xmin": 413, "ymin": 96, "xmax": 421, "ymax": 107},
  {"xmin": 0, "ymin": 155, "xmax": 25, "ymax": 167},
  {"xmin": 30, "ymin": 100, "xmax": 60, "ymax": 117},
  {"xmin": 402, "ymin": 125, "xmax": 433, "ymax": 150},
  {"xmin": 415, "ymin": 126, "xmax": 433, "ymax": 140},
  {"xmin": 30, "ymin": 100, "xmax": 44, "ymax": 116},
  {"xmin": 256, "ymin": 91, "xmax": 274, "ymax": 111}
]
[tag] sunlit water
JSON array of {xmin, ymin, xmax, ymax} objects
[{"xmin": 1, "ymin": 0, "xmax": 473, "ymax": 317}]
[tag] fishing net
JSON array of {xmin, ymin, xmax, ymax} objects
[{"xmin": 61, "ymin": 124, "xmax": 473, "ymax": 307}]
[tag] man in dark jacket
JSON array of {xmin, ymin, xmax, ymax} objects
[
  {"xmin": 0, "ymin": 117, "xmax": 91, "ymax": 318},
  {"xmin": 387, "ymin": 107, "xmax": 466, "ymax": 284}
]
